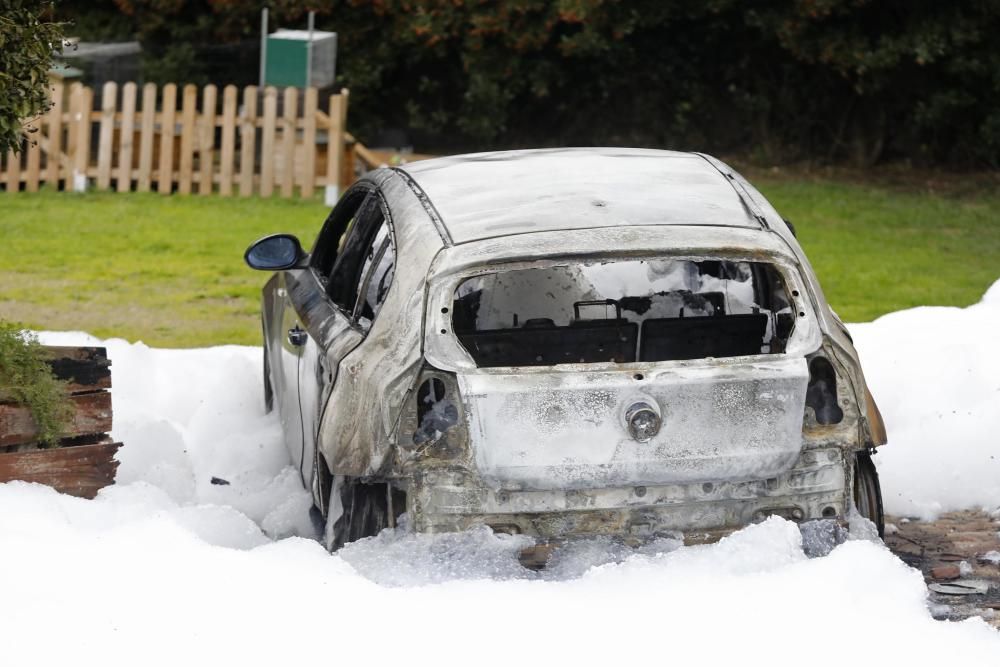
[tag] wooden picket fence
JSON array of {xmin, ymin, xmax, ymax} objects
[{"xmin": 0, "ymin": 81, "xmax": 372, "ymax": 199}]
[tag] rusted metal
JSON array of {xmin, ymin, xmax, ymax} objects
[
  {"xmin": 886, "ymin": 511, "xmax": 1000, "ymax": 627},
  {"xmin": 931, "ymin": 565, "xmax": 962, "ymax": 580}
]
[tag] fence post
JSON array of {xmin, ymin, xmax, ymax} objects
[
  {"xmin": 158, "ymin": 83, "xmax": 177, "ymax": 194},
  {"xmin": 118, "ymin": 82, "xmax": 137, "ymax": 192},
  {"xmin": 178, "ymin": 84, "xmax": 197, "ymax": 194},
  {"xmin": 72, "ymin": 84, "xmax": 92, "ymax": 192},
  {"xmin": 219, "ymin": 85, "xmax": 237, "ymax": 196},
  {"xmin": 45, "ymin": 82, "xmax": 64, "ymax": 187},
  {"xmin": 138, "ymin": 83, "xmax": 156, "ymax": 192},
  {"xmin": 260, "ymin": 86, "xmax": 278, "ymax": 197},
  {"xmin": 301, "ymin": 87, "xmax": 317, "ymax": 199},
  {"xmin": 281, "ymin": 86, "xmax": 298, "ymax": 198},
  {"xmin": 199, "ymin": 84, "xmax": 217, "ymax": 195},
  {"xmin": 238, "ymin": 85, "xmax": 258, "ymax": 197},
  {"xmin": 325, "ymin": 88, "xmax": 348, "ymax": 207},
  {"xmin": 24, "ymin": 115, "xmax": 41, "ymax": 192},
  {"xmin": 5, "ymin": 146, "xmax": 20, "ymax": 193},
  {"xmin": 96, "ymin": 81, "xmax": 117, "ymax": 190}
]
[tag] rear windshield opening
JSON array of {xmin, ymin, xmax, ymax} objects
[{"xmin": 452, "ymin": 259, "xmax": 795, "ymax": 368}]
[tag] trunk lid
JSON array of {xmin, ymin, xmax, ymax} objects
[{"xmin": 458, "ymin": 357, "xmax": 808, "ymax": 490}]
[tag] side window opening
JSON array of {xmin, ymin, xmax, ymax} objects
[
  {"xmin": 310, "ymin": 188, "xmax": 371, "ymax": 282},
  {"xmin": 327, "ymin": 194, "xmax": 387, "ymax": 312},
  {"xmin": 452, "ymin": 259, "xmax": 794, "ymax": 368},
  {"xmin": 354, "ymin": 220, "xmax": 396, "ymax": 328}
]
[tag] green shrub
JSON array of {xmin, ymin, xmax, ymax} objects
[{"xmin": 0, "ymin": 320, "xmax": 72, "ymax": 447}]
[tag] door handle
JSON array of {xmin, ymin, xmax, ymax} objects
[{"xmin": 287, "ymin": 325, "xmax": 308, "ymax": 347}]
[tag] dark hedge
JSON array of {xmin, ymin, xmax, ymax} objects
[{"xmin": 60, "ymin": 0, "xmax": 1000, "ymax": 167}]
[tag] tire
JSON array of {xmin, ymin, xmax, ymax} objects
[
  {"xmin": 327, "ymin": 477, "xmax": 405, "ymax": 551},
  {"xmin": 853, "ymin": 451, "xmax": 884, "ymax": 538}
]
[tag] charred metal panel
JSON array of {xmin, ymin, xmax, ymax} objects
[
  {"xmin": 409, "ymin": 446, "xmax": 847, "ymax": 538},
  {"xmin": 715, "ymin": 158, "xmax": 887, "ymax": 448},
  {"xmin": 458, "ymin": 357, "xmax": 808, "ymax": 490},
  {"xmin": 317, "ymin": 170, "xmax": 447, "ymax": 477},
  {"xmin": 399, "ymin": 149, "xmax": 761, "ymax": 244}
]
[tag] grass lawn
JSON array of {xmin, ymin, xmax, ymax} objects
[
  {"xmin": 2, "ymin": 178, "xmax": 999, "ymax": 347},
  {"xmin": 0, "ymin": 191, "xmax": 327, "ymax": 347},
  {"xmin": 755, "ymin": 175, "xmax": 1000, "ymax": 321}
]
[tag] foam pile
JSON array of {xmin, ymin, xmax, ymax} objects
[{"xmin": 0, "ymin": 282, "xmax": 998, "ymax": 662}]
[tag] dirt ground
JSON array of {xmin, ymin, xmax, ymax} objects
[{"xmin": 885, "ymin": 511, "xmax": 1000, "ymax": 628}]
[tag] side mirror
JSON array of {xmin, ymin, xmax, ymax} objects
[{"xmin": 244, "ymin": 234, "xmax": 307, "ymax": 271}]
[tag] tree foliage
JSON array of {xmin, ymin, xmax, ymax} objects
[
  {"xmin": 59, "ymin": 0, "xmax": 1000, "ymax": 166},
  {"xmin": 0, "ymin": 0, "xmax": 64, "ymax": 155}
]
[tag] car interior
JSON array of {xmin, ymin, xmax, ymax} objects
[{"xmin": 452, "ymin": 259, "xmax": 795, "ymax": 368}]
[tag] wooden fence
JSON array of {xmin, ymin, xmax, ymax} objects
[{"xmin": 0, "ymin": 81, "xmax": 374, "ymax": 200}]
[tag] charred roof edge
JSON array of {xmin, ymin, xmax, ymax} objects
[
  {"xmin": 692, "ymin": 153, "xmax": 770, "ymax": 230},
  {"xmin": 390, "ymin": 167, "xmax": 453, "ymax": 246}
]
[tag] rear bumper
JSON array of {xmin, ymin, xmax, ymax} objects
[{"xmin": 409, "ymin": 446, "xmax": 849, "ymax": 540}]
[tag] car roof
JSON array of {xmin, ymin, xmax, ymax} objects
[{"xmin": 396, "ymin": 148, "xmax": 762, "ymax": 245}]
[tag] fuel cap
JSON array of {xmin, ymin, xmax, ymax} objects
[{"xmin": 625, "ymin": 401, "xmax": 661, "ymax": 442}]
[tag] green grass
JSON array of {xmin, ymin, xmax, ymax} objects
[
  {"xmin": 754, "ymin": 177, "xmax": 1000, "ymax": 322},
  {"xmin": 1, "ymin": 178, "xmax": 998, "ymax": 347},
  {"xmin": 0, "ymin": 191, "xmax": 326, "ymax": 347}
]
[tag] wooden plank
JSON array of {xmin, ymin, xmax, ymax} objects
[
  {"xmin": 343, "ymin": 141, "xmax": 355, "ymax": 192},
  {"xmin": 117, "ymin": 82, "xmax": 137, "ymax": 192},
  {"xmin": 260, "ymin": 86, "xmax": 278, "ymax": 197},
  {"xmin": 96, "ymin": 81, "xmax": 117, "ymax": 190},
  {"xmin": 73, "ymin": 85, "xmax": 93, "ymax": 191},
  {"xmin": 25, "ymin": 116, "xmax": 41, "ymax": 192},
  {"xmin": 46, "ymin": 82, "xmax": 64, "ymax": 186},
  {"xmin": 41, "ymin": 346, "xmax": 111, "ymax": 394},
  {"xmin": 301, "ymin": 87, "xmax": 318, "ymax": 198},
  {"xmin": 326, "ymin": 91, "xmax": 345, "ymax": 192},
  {"xmin": 138, "ymin": 83, "xmax": 156, "ymax": 192},
  {"xmin": 0, "ymin": 441, "xmax": 121, "ymax": 499},
  {"xmin": 177, "ymin": 83, "xmax": 197, "ymax": 195},
  {"xmin": 219, "ymin": 85, "xmax": 237, "ymax": 196},
  {"xmin": 280, "ymin": 86, "xmax": 298, "ymax": 197},
  {"xmin": 238, "ymin": 85, "xmax": 257, "ymax": 197},
  {"xmin": 5, "ymin": 147, "xmax": 20, "ymax": 193},
  {"xmin": 199, "ymin": 84, "xmax": 217, "ymax": 195},
  {"xmin": 340, "ymin": 88, "xmax": 350, "ymax": 189},
  {"xmin": 66, "ymin": 82, "xmax": 81, "ymax": 160},
  {"xmin": 353, "ymin": 140, "xmax": 382, "ymax": 170},
  {"xmin": 0, "ymin": 392, "xmax": 112, "ymax": 448},
  {"xmin": 157, "ymin": 83, "xmax": 177, "ymax": 194}
]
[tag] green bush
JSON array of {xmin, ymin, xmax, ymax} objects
[{"xmin": 0, "ymin": 320, "xmax": 72, "ymax": 447}]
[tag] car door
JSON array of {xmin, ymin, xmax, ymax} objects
[
  {"xmin": 268, "ymin": 271, "xmax": 307, "ymax": 479},
  {"xmin": 272, "ymin": 187, "xmax": 370, "ymax": 484},
  {"xmin": 296, "ymin": 188, "xmax": 393, "ymax": 505}
]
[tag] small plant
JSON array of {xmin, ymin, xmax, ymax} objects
[{"xmin": 0, "ymin": 320, "xmax": 72, "ymax": 447}]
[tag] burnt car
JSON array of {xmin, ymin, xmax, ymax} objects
[{"xmin": 244, "ymin": 148, "xmax": 886, "ymax": 551}]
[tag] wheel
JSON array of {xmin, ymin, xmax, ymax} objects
[
  {"xmin": 853, "ymin": 451, "xmax": 884, "ymax": 538},
  {"xmin": 326, "ymin": 477, "xmax": 405, "ymax": 551}
]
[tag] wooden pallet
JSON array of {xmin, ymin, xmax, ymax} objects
[{"xmin": 0, "ymin": 346, "xmax": 121, "ymax": 498}]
